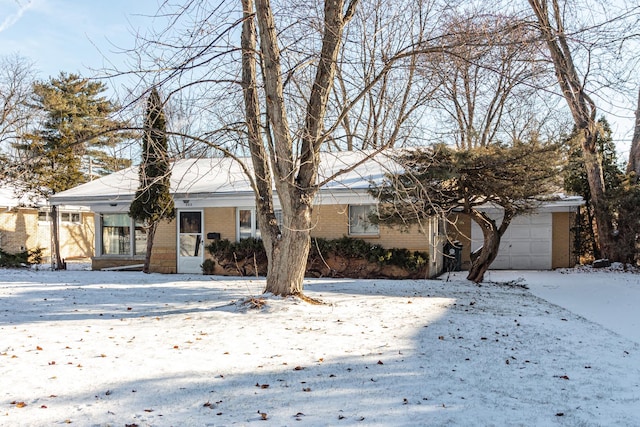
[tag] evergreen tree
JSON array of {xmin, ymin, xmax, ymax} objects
[
  {"xmin": 13, "ymin": 72, "xmax": 132, "ymax": 268},
  {"xmin": 129, "ymin": 87, "xmax": 175, "ymax": 273},
  {"xmin": 15, "ymin": 72, "xmax": 132, "ymax": 190},
  {"xmin": 372, "ymin": 141, "xmax": 562, "ymax": 282},
  {"xmin": 563, "ymin": 118, "xmax": 627, "ymax": 261}
]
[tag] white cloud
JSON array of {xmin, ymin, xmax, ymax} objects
[{"xmin": 0, "ymin": 0, "xmax": 34, "ymax": 33}]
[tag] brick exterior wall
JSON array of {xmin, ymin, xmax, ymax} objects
[
  {"xmin": 448, "ymin": 214, "xmax": 473, "ymax": 270},
  {"xmin": 90, "ymin": 205, "xmax": 578, "ymax": 274},
  {"xmin": 59, "ymin": 212, "xmax": 95, "ymax": 260},
  {"xmin": 0, "ymin": 208, "xmax": 93, "ymax": 262},
  {"xmin": 149, "ymin": 220, "xmax": 178, "ymax": 273},
  {"xmin": 204, "ymin": 207, "xmax": 236, "ymax": 241},
  {"xmin": 552, "ymin": 211, "xmax": 577, "ymax": 269},
  {"xmin": 311, "ymin": 204, "xmax": 430, "ymax": 252},
  {"xmin": 0, "ymin": 208, "xmax": 39, "ymax": 254}
]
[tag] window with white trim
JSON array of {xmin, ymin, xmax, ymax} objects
[
  {"xmin": 237, "ymin": 208, "xmax": 283, "ymax": 240},
  {"xmin": 38, "ymin": 210, "xmax": 82, "ymax": 224},
  {"xmin": 38, "ymin": 211, "xmax": 52, "ymax": 222},
  {"xmin": 60, "ymin": 212, "xmax": 81, "ymax": 224},
  {"xmin": 348, "ymin": 204, "xmax": 379, "ymax": 236},
  {"xmin": 100, "ymin": 213, "xmax": 147, "ymax": 256}
]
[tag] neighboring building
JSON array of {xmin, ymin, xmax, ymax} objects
[
  {"xmin": 0, "ymin": 186, "xmax": 94, "ymax": 263},
  {"xmin": 50, "ymin": 151, "xmax": 583, "ymax": 276}
]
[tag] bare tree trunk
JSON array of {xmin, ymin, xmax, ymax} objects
[
  {"xmin": 264, "ymin": 205, "xmax": 312, "ymax": 296},
  {"xmin": 627, "ymin": 86, "xmax": 640, "ymax": 177},
  {"xmin": 528, "ymin": 0, "xmax": 623, "ymax": 261},
  {"xmin": 466, "ymin": 210, "xmax": 512, "ymax": 283},
  {"xmin": 143, "ymin": 221, "xmax": 157, "ymax": 274},
  {"xmin": 50, "ymin": 205, "xmax": 64, "ymax": 270},
  {"xmin": 240, "ymin": 0, "xmax": 357, "ymax": 297}
]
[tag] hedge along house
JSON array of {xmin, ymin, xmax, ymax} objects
[
  {"xmin": 50, "ymin": 151, "xmax": 446, "ymax": 276},
  {"xmin": 0, "ymin": 185, "xmax": 94, "ymax": 264}
]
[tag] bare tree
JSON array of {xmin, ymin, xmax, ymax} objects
[
  {"xmin": 0, "ymin": 54, "xmax": 35, "ymax": 161},
  {"xmin": 527, "ymin": 0, "xmax": 636, "ymax": 261},
  {"xmin": 238, "ymin": 0, "xmax": 360, "ymax": 297},
  {"xmin": 423, "ymin": 9, "xmax": 553, "ymax": 149},
  {"xmin": 328, "ymin": 0, "xmax": 437, "ymax": 150},
  {"xmin": 628, "ymin": 87, "xmax": 640, "ymax": 176}
]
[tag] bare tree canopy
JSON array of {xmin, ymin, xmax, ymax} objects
[
  {"xmin": 526, "ymin": 0, "xmax": 640, "ymax": 262},
  {"xmin": 0, "ymin": 54, "xmax": 35, "ymax": 157}
]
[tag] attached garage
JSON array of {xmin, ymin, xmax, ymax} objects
[
  {"xmin": 471, "ymin": 213, "xmax": 552, "ymax": 270},
  {"xmin": 457, "ymin": 197, "xmax": 583, "ymax": 271}
]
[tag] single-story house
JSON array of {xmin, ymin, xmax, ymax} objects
[
  {"xmin": 0, "ymin": 185, "xmax": 94, "ymax": 263},
  {"xmin": 49, "ymin": 151, "xmax": 583, "ymax": 275}
]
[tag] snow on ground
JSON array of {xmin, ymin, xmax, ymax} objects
[{"xmin": 1, "ymin": 267, "xmax": 639, "ymax": 426}]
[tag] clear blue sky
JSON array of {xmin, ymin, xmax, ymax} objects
[{"xmin": 0, "ymin": 0, "xmax": 159, "ymax": 79}]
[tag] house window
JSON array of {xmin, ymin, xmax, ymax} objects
[
  {"xmin": 238, "ymin": 209, "xmax": 255, "ymax": 240},
  {"xmin": 237, "ymin": 208, "xmax": 282, "ymax": 240},
  {"xmin": 60, "ymin": 212, "xmax": 81, "ymax": 224},
  {"xmin": 101, "ymin": 214, "xmax": 147, "ymax": 256},
  {"xmin": 38, "ymin": 211, "xmax": 52, "ymax": 222},
  {"xmin": 134, "ymin": 221, "xmax": 147, "ymax": 255},
  {"xmin": 102, "ymin": 214, "xmax": 130, "ymax": 255},
  {"xmin": 349, "ymin": 205, "xmax": 379, "ymax": 236}
]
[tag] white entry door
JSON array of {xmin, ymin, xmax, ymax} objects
[{"xmin": 177, "ymin": 210, "xmax": 204, "ymax": 274}]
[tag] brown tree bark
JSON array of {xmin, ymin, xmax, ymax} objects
[
  {"xmin": 50, "ymin": 205, "xmax": 64, "ymax": 270},
  {"xmin": 627, "ymin": 87, "xmax": 640, "ymax": 177},
  {"xmin": 466, "ymin": 209, "xmax": 513, "ymax": 283},
  {"xmin": 241, "ymin": 0, "xmax": 358, "ymax": 297},
  {"xmin": 143, "ymin": 221, "xmax": 157, "ymax": 274},
  {"xmin": 528, "ymin": 0, "xmax": 624, "ymax": 261}
]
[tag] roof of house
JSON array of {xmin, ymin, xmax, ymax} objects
[
  {"xmin": 50, "ymin": 150, "xmax": 584, "ymax": 211},
  {"xmin": 50, "ymin": 151, "xmax": 396, "ymax": 205},
  {"xmin": 0, "ymin": 185, "xmax": 45, "ymax": 208}
]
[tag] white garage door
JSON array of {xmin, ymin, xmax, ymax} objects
[{"xmin": 471, "ymin": 212, "xmax": 552, "ymax": 270}]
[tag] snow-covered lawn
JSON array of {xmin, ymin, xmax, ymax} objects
[{"xmin": 1, "ymin": 266, "xmax": 639, "ymax": 426}]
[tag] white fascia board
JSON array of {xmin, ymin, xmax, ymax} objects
[
  {"xmin": 315, "ymin": 188, "xmax": 376, "ymax": 205},
  {"xmin": 476, "ymin": 198, "xmax": 585, "ymax": 214}
]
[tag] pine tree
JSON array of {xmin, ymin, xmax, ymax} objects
[
  {"xmin": 372, "ymin": 141, "xmax": 562, "ymax": 282},
  {"xmin": 13, "ymin": 72, "xmax": 132, "ymax": 268},
  {"xmin": 16, "ymin": 72, "xmax": 131, "ymax": 189},
  {"xmin": 129, "ymin": 87, "xmax": 175, "ymax": 273}
]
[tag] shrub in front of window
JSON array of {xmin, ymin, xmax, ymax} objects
[{"xmin": 205, "ymin": 237, "xmax": 428, "ymax": 275}]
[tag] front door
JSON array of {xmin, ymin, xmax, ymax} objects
[{"xmin": 177, "ymin": 210, "xmax": 204, "ymax": 273}]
